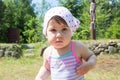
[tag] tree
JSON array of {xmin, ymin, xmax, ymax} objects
[
  {"xmin": 2, "ymin": 0, "xmax": 38, "ymax": 43},
  {"xmin": 0, "ymin": 0, "xmax": 6, "ymax": 42},
  {"xmin": 96, "ymin": 0, "xmax": 120, "ymax": 39}
]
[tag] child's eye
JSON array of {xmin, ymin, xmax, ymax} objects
[
  {"xmin": 50, "ymin": 29, "xmax": 56, "ymax": 32},
  {"xmin": 62, "ymin": 28, "xmax": 67, "ymax": 31}
]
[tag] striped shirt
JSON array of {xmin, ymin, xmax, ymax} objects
[{"xmin": 48, "ymin": 41, "xmax": 84, "ymax": 80}]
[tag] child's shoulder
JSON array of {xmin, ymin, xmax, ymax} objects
[
  {"xmin": 43, "ymin": 46, "xmax": 52, "ymax": 58},
  {"xmin": 73, "ymin": 40, "xmax": 89, "ymax": 53},
  {"xmin": 73, "ymin": 40, "xmax": 92, "ymax": 60},
  {"xmin": 73, "ymin": 40, "xmax": 86, "ymax": 48},
  {"xmin": 44, "ymin": 46, "xmax": 51, "ymax": 50}
]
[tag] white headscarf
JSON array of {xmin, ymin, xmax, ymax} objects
[{"xmin": 43, "ymin": 6, "xmax": 80, "ymax": 35}]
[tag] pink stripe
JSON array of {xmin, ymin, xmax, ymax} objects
[
  {"xmin": 63, "ymin": 59, "xmax": 75, "ymax": 63},
  {"xmin": 72, "ymin": 41, "xmax": 82, "ymax": 64}
]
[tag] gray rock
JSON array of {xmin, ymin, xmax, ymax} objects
[
  {"xmin": 117, "ymin": 43, "xmax": 120, "ymax": 50},
  {"xmin": 93, "ymin": 49, "xmax": 101, "ymax": 56},
  {"xmin": 108, "ymin": 41, "xmax": 117, "ymax": 47},
  {"xmin": 0, "ymin": 50, "xmax": 4, "ymax": 57},
  {"xmin": 108, "ymin": 46, "xmax": 117, "ymax": 54},
  {"xmin": 104, "ymin": 49, "xmax": 109, "ymax": 53}
]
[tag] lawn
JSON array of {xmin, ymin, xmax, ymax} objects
[
  {"xmin": 85, "ymin": 54, "xmax": 120, "ymax": 80},
  {"xmin": 0, "ymin": 57, "xmax": 42, "ymax": 80},
  {"xmin": 0, "ymin": 53, "xmax": 120, "ymax": 80}
]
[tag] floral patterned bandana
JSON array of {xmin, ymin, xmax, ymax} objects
[{"xmin": 43, "ymin": 6, "xmax": 80, "ymax": 35}]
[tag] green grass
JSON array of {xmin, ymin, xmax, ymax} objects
[
  {"xmin": 0, "ymin": 57, "xmax": 42, "ymax": 80},
  {"xmin": 85, "ymin": 54, "xmax": 120, "ymax": 80},
  {"xmin": 0, "ymin": 54, "xmax": 120, "ymax": 80}
]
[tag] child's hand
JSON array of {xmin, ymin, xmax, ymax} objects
[{"xmin": 76, "ymin": 62, "xmax": 90, "ymax": 75}]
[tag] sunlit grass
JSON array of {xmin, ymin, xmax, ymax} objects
[
  {"xmin": 85, "ymin": 54, "xmax": 120, "ymax": 80},
  {"xmin": 0, "ymin": 57, "xmax": 43, "ymax": 80}
]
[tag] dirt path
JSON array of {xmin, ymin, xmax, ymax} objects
[{"xmin": 97, "ymin": 54, "xmax": 120, "ymax": 69}]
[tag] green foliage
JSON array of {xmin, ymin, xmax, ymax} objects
[
  {"xmin": 22, "ymin": 17, "xmax": 43, "ymax": 43},
  {"xmin": 105, "ymin": 18, "xmax": 120, "ymax": 39},
  {"xmin": 0, "ymin": 0, "xmax": 7, "ymax": 42},
  {"xmin": 0, "ymin": 0, "xmax": 43, "ymax": 43},
  {"xmin": 73, "ymin": 25, "xmax": 90, "ymax": 40},
  {"xmin": 96, "ymin": 0, "xmax": 120, "ymax": 39},
  {"xmin": 59, "ymin": 0, "xmax": 83, "ymax": 19}
]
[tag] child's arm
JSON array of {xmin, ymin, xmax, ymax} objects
[
  {"xmin": 75, "ymin": 41, "xmax": 97, "ymax": 75},
  {"xmin": 35, "ymin": 49, "xmax": 50, "ymax": 80},
  {"xmin": 35, "ymin": 66, "xmax": 50, "ymax": 80},
  {"xmin": 76, "ymin": 53, "xmax": 96, "ymax": 75}
]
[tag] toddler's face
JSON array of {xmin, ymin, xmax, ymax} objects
[{"xmin": 46, "ymin": 19, "xmax": 72, "ymax": 49}]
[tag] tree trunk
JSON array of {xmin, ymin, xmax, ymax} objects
[{"xmin": 90, "ymin": 0, "xmax": 96, "ymax": 40}]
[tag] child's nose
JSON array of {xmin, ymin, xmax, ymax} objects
[{"xmin": 56, "ymin": 31, "xmax": 62, "ymax": 37}]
